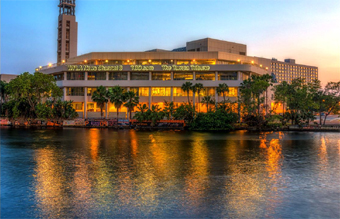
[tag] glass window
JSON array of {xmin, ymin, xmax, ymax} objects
[
  {"xmin": 151, "ymin": 87, "xmax": 171, "ymax": 96},
  {"xmin": 54, "ymin": 73, "xmax": 64, "ymax": 81},
  {"xmin": 176, "ymin": 60, "xmax": 190, "ymax": 65},
  {"xmin": 130, "ymin": 87, "xmax": 149, "ymax": 96},
  {"xmin": 152, "ymin": 72, "xmax": 171, "ymax": 80},
  {"xmin": 72, "ymin": 103, "xmax": 83, "ymax": 111},
  {"xmin": 67, "ymin": 72, "xmax": 85, "ymax": 80},
  {"xmin": 67, "ymin": 87, "xmax": 84, "ymax": 96},
  {"xmin": 198, "ymin": 88, "xmax": 215, "ymax": 96},
  {"xmin": 218, "ymin": 72, "xmax": 238, "ymax": 80},
  {"xmin": 195, "ymin": 72, "xmax": 215, "ymax": 81},
  {"xmin": 87, "ymin": 103, "xmax": 95, "ymax": 112},
  {"xmin": 173, "ymin": 72, "xmax": 193, "ymax": 80},
  {"xmin": 218, "ymin": 87, "xmax": 238, "ymax": 97},
  {"xmin": 109, "ymin": 72, "xmax": 128, "ymax": 80},
  {"xmin": 173, "ymin": 87, "xmax": 193, "ymax": 96},
  {"xmin": 87, "ymin": 72, "xmax": 106, "ymax": 80},
  {"xmin": 87, "ymin": 87, "xmax": 97, "ymax": 96},
  {"xmin": 131, "ymin": 72, "xmax": 149, "ymax": 80}
]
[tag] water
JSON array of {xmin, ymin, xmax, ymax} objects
[{"xmin": 1, "ymin": 127, "xmax": 339, "ymax": 218}]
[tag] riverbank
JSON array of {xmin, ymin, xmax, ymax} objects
[{"xmin": 1, "ymin": 118, "xmax": 339, "ymax": 132}]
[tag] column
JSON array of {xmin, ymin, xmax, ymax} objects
[
  {"xmin": 170, "ymin": 87, "xmax": 174, "ymax": 102},
  {"xmin": 171, "ymin": 71, "xmax": 174, "ymax": 80},
  {"xmin": 215, "ymin": 71, "xmax": 218, "ymax": 81},
  {"xmin": 106, "ymin": 72, "xmax": 109, "ymax": 81},
  {"xmin": 127, "ymin": 72, "xmax": 130, "ymax": 80},
  {"xmin": 105, "ymin": 87, "xmax": 109, "ymax": 119},
  {"xmin": 238, "ymin": 71, "xmax": 241, "ymax": 80},
  {"xmin": 64, "ymin": 72, "xmax": 67, "ymax": 80},
  {"xmin": 215, "ymin": 88, "xmax": 218, "ymax": 107},
  {"xmin": 63, "ymin": 87, "xmax": 67, "ymax": 101},
  {"xmin": 193, "ymin": 71, "xmax": 196, "ymax": 81},
  {"xmin": 85, "ymin": 72, "xmax": 88, "ymax": 80},
  {"xmin": 148, "ymin": 87, "xmax": 152, "ymax": 108},
  {"xmin": 84, "ymin": 87, "xmax": 87, "ymax": 119},
  {"xmin": 149, "ymin": 72, "xmax": 152, "ymax": 81}
]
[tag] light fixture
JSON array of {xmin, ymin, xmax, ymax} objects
[
  {"xmin": 266, "ymin": 67, "xmax": 269, "ymax": 70},
  {"xmin": 105, "ymin": 60, "xmax": 108, "ymax": 63},
  {"xmin": 193, "ymin": 59, "xmax": 196, "ymax": 62},
  {"xmin": 251, "ymin": 61, "xmax": 254, "ymax": 64},
  {"xmin": 148, "ymin": 59, "xmax": 152, "ymax": 62},
  {"xmin": 260, "ymin": 64, "xmax": 262, "ymax": 67},
  {"xmin": 237, "ymin": 59, "xmax": 240, "ymax": 62},
  {"xmin": 84, "ymin": 60, "xmax": 87, "ymax": 63},
  {"xmin": 127, "ymin": 59, "xmax": 130, "ymax": 63},
  {"xmin": 62, "ymin": 60, "xmax": 65, "ymax": 63},
  {"xmin": 48, "ymin": 63, "xmax": 52, "ymax": 67},
  {"xmin": 39, "ymin": 66, "xmax": 42, "ymax": 69}
]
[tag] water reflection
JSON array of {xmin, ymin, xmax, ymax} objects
[{"xmin": 1, "ymin": 129, "xmax": 338, "ymax": 218}]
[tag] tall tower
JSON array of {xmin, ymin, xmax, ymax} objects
[{"xmin": 57, "ymin": 0, "xmax": 78, "ymax": 64}]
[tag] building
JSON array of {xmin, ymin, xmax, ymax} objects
[
  {"xmin": 0, "ymin": 74, "xmax": 18, "ymax": 82},
  {"xmin": 36, "ymin": 0, "xmax": 318, "ymax": 119}
]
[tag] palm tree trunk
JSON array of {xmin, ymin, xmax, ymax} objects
[
  {"xmin": 116, "ymin": 109, "xmax": 119, "ymax": 128},
  {"xmin": 187, "ymin": 91, "xmax": 190, "ymax": 104}
]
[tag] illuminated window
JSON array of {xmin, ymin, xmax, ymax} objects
[
  {"xmin": 72, "ymin": 103, "xmax": 83, "ymax": 111},
  {"xmin": 152, "ymin": 72, "xmax": 171, "ymax": 80},
  {"xmin": 109, "ymin": 72, "xmax": 127, "ymax": 80},
  {"xmin": 198, "ymin": 88, "xmax": 215, "ymax": 96},
  {"xmin": 151, "ymin": 87, "xmax": 171, "ymax": 96},
  {"xmin": 54, "ymin": 74, "xmax": 64, "ymax": 81},
  {"xmin": 130, "ymin": 87, "xmax": 149, "ymax": 96},
  {"xmin": 218, "ymin": 87, "xmax": 238, "ymax": 97},
  {"xmin": 173, "ymin": 87, "xmax": 193, "ymax": 96},
  {"xmin": 195, "ymin": 72, "xmax": 215, "ymax": 80},
  {"xmin": 176, "ymin": 60, "xmax": 190, "ymax": 65},
  {"xmin": 173, "ymin": 72, "xmax": 193, "ymax": 80},
  {"xmin": 87, "ymin": 72, "xmax": 106, "ymax": 80},
  {"xmin": 87, "ymin": 87, "xmax": 97, "ymax": 96}
]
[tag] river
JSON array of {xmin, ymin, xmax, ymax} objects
[{"xmin": 1, "ymin": 127, "xmax": 339, "ymax": 218}]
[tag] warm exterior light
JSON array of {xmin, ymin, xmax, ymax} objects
[
  {"xmin": 39, "ymin": 66, "xmax": 42, "ymax": 69},
  {"xmin": 148, "ymin": 59, "xmax": 152, "ymax": 62},
  {"xmin": 193, "ymin": 59, "xmax": 196, "ymax": 62},
  {"xmin": 266, "ymin": 67, "xmax": 268, "ymax": 70},
  {"xmin": 251, "ymin": 61, "xmax": 254, "ymax": 64},
  {"xmin": 48, "ymin": 63, "xmax": 52, "ymax": 67},
  {"xmin": 62, "ymin": 60, "xmax": 65, "ymax": 63},
  {"xmin": 105, "ymin": 60, "xmax": 108, "ymax": 63},
  {"xmin": 260, "ymin": 64, "xmax": 263, "ymax": 67},
  {"xmin": 35, "ymin": 68, "xmax": 38, "ymax": 71},
  {"xmin": 237, "ymin": 59, "xmax": 240, "ymax": 62},
  {"xmin": 84, "ymin": 60, "xmax": 87, "ymax": 63},
  {"xmin": 127, "ymin": 59, "xmax": 130, "ymax": 63},
  {"xmin": 171, "ymin": 60, "xmax": 173, "ymax": 62}
]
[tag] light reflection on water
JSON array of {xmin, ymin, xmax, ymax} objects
[{"xmin": 1, "ymin": 128, "xmax": 340, "ymax": 218}]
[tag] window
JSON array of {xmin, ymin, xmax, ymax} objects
[
  {"xmin": 217, "ymin": 87, "xmax": 237, "ymax": 97},
  {"xmin": 131, "ymin": 72, "xmax": 149, "ymax": 80},
  {"xmin": 67, "ymin": 72, "xmax": 84, "ymax": 80},
  {"xmin": 72, "ymin": 103, "xmax": 83, "ymax": 111},
  {"xmin": 151, "ymin": 87, "xmax": 171, "ymax": 96},
  {"xmin": 87, "ymin": 72, "xmax": 106, "ymax": 80},
  {"xmin": 218, "ymin": 72, "xmax": 238, "ymax": 80},
  {"xmin": 54, "ymin": 74, "xmax": 64, "ymax": 81},
  {"xmin": 67, "ymin": 87, "xmax": 84, "ymax": 96},
  {"xmin": 197, "ymin": 88, "xmax": 215, "ymax": 96},
  {"xmin": 173, "ymin": 72, "xmax": 193, "ymax": 80},
  {"xmin": 173, "ymin": 87, "xmax": 193, "ymax": 96},
  {"xmin": 152, "ymin": 72, "xmax": 171, "ymax": 80},
  {"xmin": 87, "ymin": 88, "xmax": 97, "ymax": 96},
  {"xmin": 109, "ymin": 72, "xmax": 128, "ymax": 80},
  {"xmin": 195, "ymin": 72, "xmax": 215, "ymax": 80},
  {"xmin": 130, "ymin": 87, "xmax": 149, "ymax": 96}
]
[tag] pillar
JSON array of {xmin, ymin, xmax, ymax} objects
[
  {"xmin": 193, "ymin": 71, "xmax": 196, "ymax": 81},
  {"xmin": 127, "ymin": 72, "xmax": 130, "ymax": 80},
  {"xmin": 238, "ymin": 71, "xmax": 242, "ymax": 80},
  {"xmin": 63, "ymin": 87, "xmax": 67, "ymax": 101},
  {"xmin": 171, "ymin": 71, "xmax": 174, "ymax": 80},
  {"xmin": 106, "ymin": 72, "xmax": 109, "ymax": 81},
  {"xmin": 148, "ymin": 87, "xmax": 152, "ymax": 108},
  {"xmin": 215, "ymin": 71, "xmax": 218, "ymax": 81},
  {"xmin": 64, "ymin": 72, "xmax": 67, "ymax": 80},
  {"xmin": 170, "ymin": 87, "xmax": 174, "ymax": 102},
  {"xmin": 149, "ymin": 72, "xmax": 152, "ymax": 81},
  {"xmin": 85, "ymin": 72, "xmax": 88, "ymax": 80},
  {"xmin": 84, "ymin": 87, "xmax": 87, "ymax": 119}
]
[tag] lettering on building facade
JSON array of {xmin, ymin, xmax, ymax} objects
[{"xmin": 67, "ymin": 64, "xmax": 211, "ymax": 71}]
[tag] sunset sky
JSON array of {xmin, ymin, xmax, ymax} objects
[{"xmin": 1, "ymin": 0, "xmax": 339, "ymax": 85}]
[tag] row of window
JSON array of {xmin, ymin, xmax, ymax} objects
[
  {"xmin": 67, "ymin": 87, "xmax": 238, "ymax": 97},
  {"xmin": 55, "ymin": 72, "xmax": 239, "ymax": 81},
  {"xmin": 82, "ymin": 60, "xmax": 217, "ymax": 65}
]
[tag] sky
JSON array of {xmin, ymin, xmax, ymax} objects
[{"xmin": 1, "ymin": 0, "xmax": 339, "ymax": 85}]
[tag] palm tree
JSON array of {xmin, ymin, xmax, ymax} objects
[
  {"xmin": 163, "ymin": 101, "xmax": 175, "ymax": 120},
  {"xmin": 91, "ymin": 85, "xmax": 108, "ymax": 118},
  {"xmin": 216, "ymin": 83, "xmax": 229, "ymax": 103},
  {"xmin": 193, "ymin": 83, "xmax": 204, "ymax": 112},
  {"xmin": 181, "ymin": 82, "xmax": 193, "ymax": 104},
  {"xmin": 202, "ymin": 96, "xmax": 215, "ymax": 112},
  {"xmin": 107, "ymin": 86, "xmax": 126, "ymax": 126},
  {"xmin": 124, "ymin": 91, "xmax": 139, "ymax": 120}
]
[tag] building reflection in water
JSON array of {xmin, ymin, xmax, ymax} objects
[{"xmin": 33, "ymin": 147, "xmax": 68, "ymax": 218}]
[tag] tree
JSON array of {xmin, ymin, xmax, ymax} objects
[
  {"xmin": 273, "ymin": 81, "xmax": 289, "ymax": 114},
  {"xmin": 216, "ymin": 83, "xmax": 229, "ymax": 103},
  {"xmin": 124, "ymin": 91, "xmax": 139, "ymax": 120},
  {"xmin": 322, "ymin": 81, "xmax": 340, "ymax": 125},
  {"xmin": 0, "ymin": 81, "xmax": 9, "ymax": 116},
  {"xmin": 201, "ymin": 95, "xmax": 215, "ymax": 112},
  {"xmin": 181, "ymin": 82, "xmax": 193, "ymax": 104},
  {"xmin": 193, "ymin": 83, "xmax": 204, "ymax": 112},
  {"xmin": 107, "ymin": 86, "xmax": 126, "ymax": 125},
  {"xmin": 134, "ymin": 104, "xmax": 149, "ymax": 124},
  {"xmin": 6, "ymin": 72, "xmax": 62, "ymax": 118},
  {"xmin": 91, "ymin": 85, "xmax": 108, "ymax": 118},
  {"xmin": 163, "ymin": 101, "xmax": 176, "ymax": 120}
]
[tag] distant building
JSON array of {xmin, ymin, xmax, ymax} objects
[{"xmin": 0, "ymin": 74, "xmax": 18, "ymax": 82}]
